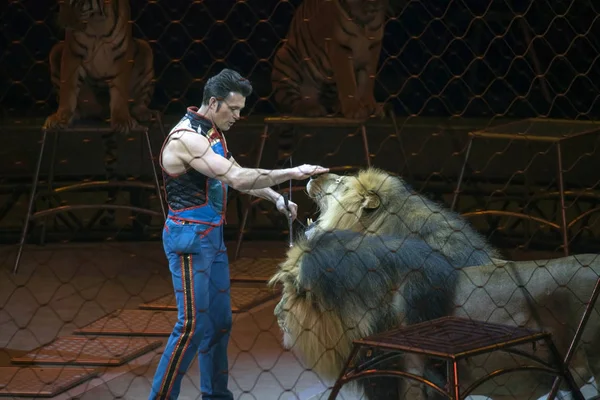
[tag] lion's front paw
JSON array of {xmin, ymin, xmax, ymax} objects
[
  {"xmin": 110, "ymin": 110, "xmax": 140, "ymax": 134},
  {"xmin": 43, "ymin": 109, "xmax": 75, "ymax": 130}
]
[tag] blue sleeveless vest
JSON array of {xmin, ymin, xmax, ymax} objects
[{"xmin": 161, "ymin": 106, "xmax": 231, "ymax": 226}]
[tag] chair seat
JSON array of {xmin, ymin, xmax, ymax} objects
[{"xmin": 354, "ymin": 316, "xmax": 548, "ymax": 360}]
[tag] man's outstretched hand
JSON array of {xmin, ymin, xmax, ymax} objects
[{"xmin": 289, "ymin": 165, "xmax": 329, "ymax": 180}]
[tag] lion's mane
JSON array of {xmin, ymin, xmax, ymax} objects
[
  {"xmin": 269, "ymin": 229, "xmax": 458, "ymax": 385},
  {"xmin": 305, "ymin": 167, "xmax": 501, "ymax": 269}
]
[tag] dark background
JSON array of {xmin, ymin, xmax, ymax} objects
[
  {"xmin": 1, "ymin": 0, "xmax": 600, "ymax": 253},
  {"xmin": 2, "ymin": 0, "xmax": 599, "ymax": 119}
]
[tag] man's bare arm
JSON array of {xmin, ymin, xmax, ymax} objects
[
  {"xmin": 230, "ymin": 157, "xmax": 282, "ymax": 203},
  {"xmin": 176, "ymin": 132, "xmax": 328, "ymax": 191}
]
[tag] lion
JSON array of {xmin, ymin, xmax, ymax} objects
[
  {"xmin": 269, "ymin": 229, "xmax": 600, "ymax": 399},
  {"xmin": 303, "ymin": 167, "xmax": 502, "ymax": 269},
  {"xmin": 268, "ymin": 168, "xmax": 600, "ymax": 399}
]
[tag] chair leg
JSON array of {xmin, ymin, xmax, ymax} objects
[
  {"xmin": 327, "ymin": 345, "xmax": 362, "ymax": 400},
  {"xmin": 555, "ymin": 142, "xmax": 569, "ymax": 257},
  {"xmin": 13, "ymin": 129, "xmax": 48, "ymax": 274},
  {"xmin": 234, "ymin": 205, "xmax": 252, "ymax": 261},
  {"xmin": 451, "ymin": 136, "xmax": 474, "ymax": 212},
  {"xmin": 389, "ymin": 110, "xmax": 411, "ymax": 179},
  {"xmin": 234, "ymin": 123, "xmax": 269, "ymax": 261},
  {"xmin": 548, "ymin": 277, "xmax": 600, "ymax": 399},
  {"xmin": 544, "ymin": 337, "xmax": 585, "ymax": 400},
  {"xmin": 152, "ymin": 111, "xmax": 168, "ymax": 140},
  {"xmin": 39, "ymin": 130, "xmax": 59, "ymax": 246},
  {"xmin": 144, "ymin": 128, "xmax": 166, "ymax": 219},
  {"xmin": 448, "ymin": 360, "xmax": 460, "ymax": 400},
  {"xmin": 360, "ymin": 124, "xmax": 371, "ymax": 167}
]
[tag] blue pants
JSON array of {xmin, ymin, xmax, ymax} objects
[{"xmin": 149, "ymin": 218, "xmax": 234, "ymax": 400}]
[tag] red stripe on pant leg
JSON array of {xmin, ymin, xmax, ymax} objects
[
  {"xmin": 157, "ymin": 254, "xmax": 196, "ymax": 398},
  {"xmin": 165, "ymin": 254, "xmax": 197, "ymax": 398}
]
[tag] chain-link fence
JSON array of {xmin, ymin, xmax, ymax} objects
[{"xmin": 1, "ymin": 0, "xmax": 600, "ymax": 399}]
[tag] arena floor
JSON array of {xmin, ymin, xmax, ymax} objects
[
  {"xmin": 0, "ymin": 240, "xmax": 598, "ymax": 400},
  {"xmin": 0, "ymin": 240, "xmax": 354, "ymax": 400}
]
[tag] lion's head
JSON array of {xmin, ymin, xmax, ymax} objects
[
  {"xmin": 305, "ymin": 167, "xmax": 412, "ymax": 236},
  {"xmin": 269, "ymin": 243, "xmax": 361, "ymax": 381},
  {"xmin": 304, "ymin": 167, "xmax": 500, "ymax": 267},
  {"xmin": 268, "ymin": 233, "xmax": 397, "ymax": 382}
]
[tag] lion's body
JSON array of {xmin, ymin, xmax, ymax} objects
[
  {"xmin": 270, "ymin": 168, "xmax": 600, "ymax": 398},
  {"xmin": 45, "ymin": 0, "xmax": 155, "ymax": 134},
  {"xmin": 447, "ymin": 254, "xmax": 600, "ymax": 397},
  {"xmin": 271, "ymin": 232, "xmax": 600, "ymax": 399},
  {"xmin": 305, "ymin": 168, "xmax": 501, "ymax": 268}
]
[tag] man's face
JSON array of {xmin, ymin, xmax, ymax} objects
[{"xmin": 209, "ymin": 92, "xmax": 246, "ymax": 131}]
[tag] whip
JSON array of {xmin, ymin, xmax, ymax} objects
[
  {"xmin": 284, "ymin": 155, "xmax": 294, "ymax": 247},
  {"xmin": 282, "ymin": 156, "xmax": 310, "ymax": 246}
]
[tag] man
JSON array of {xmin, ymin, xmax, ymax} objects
[{"xmin": 149, "ymin": 68, "xmax": 329, "ymax": 400}]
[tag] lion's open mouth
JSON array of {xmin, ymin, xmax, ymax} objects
[
  {"xmin": 306, "ymin": 180, "xmax": 319, "ymax": 198},
  {"xmin": 305, "ymin": 182, "xmax": 326, "ymax": 219}
]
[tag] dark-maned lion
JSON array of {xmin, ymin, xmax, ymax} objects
[
  {"xmin": 303, "ymin": 168, "xmax": 502, "ymax": 269},
  {"xmin": 270, "ymin": 229, "xmax": 600, "ymax": 399},
  {"xmin": 270, "ymin": 229, "xmax": 462, "ymax": 399}
]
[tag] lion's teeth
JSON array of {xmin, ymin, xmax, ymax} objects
[{"xmin": 307, "ymin": 218, "xmax": 313, "ymax": 226}]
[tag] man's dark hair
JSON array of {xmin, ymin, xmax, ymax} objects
[{"xmin": 201, "ymin": 68, "xmax": 253, "ymax": 105}]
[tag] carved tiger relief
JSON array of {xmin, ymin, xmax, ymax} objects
[
  {"xmin": 271, "ymin": 0, "xmax": 387, "ymax": 120},
  {"xmin": 45, "ymin": 0, "xmax": 155, "ymax": 133}
]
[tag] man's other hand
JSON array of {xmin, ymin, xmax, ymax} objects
[{"xmin": 276, "ymin": 195, "xmax": 298, "ymax": 221}]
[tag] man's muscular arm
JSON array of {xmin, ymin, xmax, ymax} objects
[
  {"xmin": 231, "ymin": 156, "xmax": 299, "ymax": 221},
  {"xmin": 174, "ymin": 132, "xmax": 327, "ymax": 191},
  {"xmin": 230, "ymin": 157, "xmax": 282, "ymax": 203}
]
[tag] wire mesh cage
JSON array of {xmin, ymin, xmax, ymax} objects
[{"xmin": 1, "ymin": 1, "xmax": 600, "ymax": 399}]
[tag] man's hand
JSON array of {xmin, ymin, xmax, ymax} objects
[
  {"xmin": 276, "ymin": 195, "xmax": 298, "ymax": 221},
  {"xmin": 289, "ymin": 165, "xmax": 329, "ymax": 180}
]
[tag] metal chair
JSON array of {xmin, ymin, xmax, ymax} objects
[
  {"xmin": 328, "ymin": 316, "xmax": 586, "ymax": 400},
  {"xmin": 450, "ymin": 118, "xmax": 600, "ymax": 257},
  {"xmin": 13, "ymin": 112, "xmax": 167, "ymax": 274}
]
